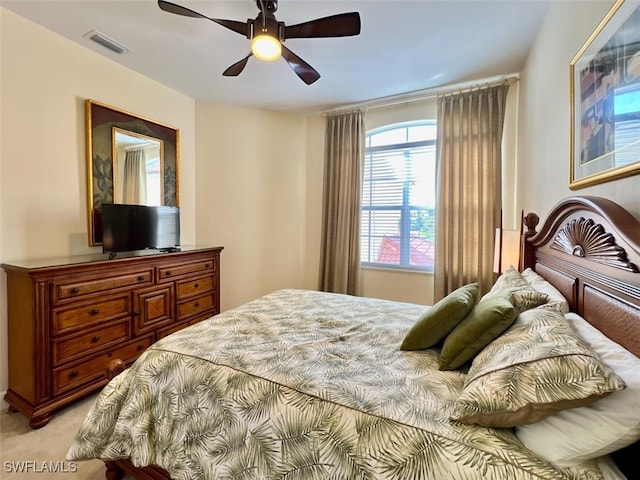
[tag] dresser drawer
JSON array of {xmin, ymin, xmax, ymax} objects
[
  {"xmin": 53, "ymin": 321, "xmax": 130, "ymax": 366},
  {"xmin": 176, "ymin": 275, "xmax": 214, "ymax": 299},
  {"xmin": 53, "ymin": 295, "xmax": 130, "ymax": 335},
  {"xmin": 53, "ymin": 336, "xmax": 153, "ymax": 395},
  {"xmin": 158, "ymin": 259, "xmax": 215, "ymax": 281},
  {"xmin": 177, "ymin": 293, "xmax": 214, "ymax": 320},
  {"xmin": 53, "ymin": 269, "xmax": 152, "ymax": 304}
]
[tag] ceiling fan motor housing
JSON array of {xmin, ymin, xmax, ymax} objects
[
  {"xmin": 256, "ymin": 0, "xmax": 278, "ymax": 13},
  {"xmin": 252, "ymin": 13, "xmax": 284, "ymax": 41}
]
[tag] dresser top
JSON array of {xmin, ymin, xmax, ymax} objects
[{"xmin": 2, "ymin": 245, "xmax": 223, "ymax": 271}]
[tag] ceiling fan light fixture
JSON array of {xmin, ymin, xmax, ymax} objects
[{"xmin": 251, "ymin": 34, "xmax": 281, "ymax": 61}]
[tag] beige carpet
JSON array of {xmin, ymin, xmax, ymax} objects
[{"xmin": 0, "ymin": 394, "xmax": 133, "ymax": 480}]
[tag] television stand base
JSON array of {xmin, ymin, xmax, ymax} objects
[{"xmin": 159, "ymin": 247, "xmax": 181, "ymax": 253}]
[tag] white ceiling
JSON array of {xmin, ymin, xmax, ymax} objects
[{"xmin": 1, "ymin": 0, "xmax": 551, "ymax": 114}]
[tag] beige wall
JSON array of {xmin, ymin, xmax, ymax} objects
[
  {"xmin": 503, "ymin": 83, "xmax": 520, "ymax": 229},
  {"xmin": 0, "ymin": 9, "xmax": 196, "ymax": 394},
  {"xmin": 303, "ymin": 115, "xmax": 325, "ymax": 291},
  {"xmin": 194, "ymin": 103, "xmax": 309, "ymax": 311},
  {"xmin": 0, "ymin": 7, "xmax": 3, "ymax": 409},
  {"xmin": 518, "ymin": 0, "xmax": 640, "ymax": 219}
]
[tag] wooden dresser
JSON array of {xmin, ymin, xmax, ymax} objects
[{"xmin": 2, "ymin": 246, "xmax": 223, "ymax": 428}]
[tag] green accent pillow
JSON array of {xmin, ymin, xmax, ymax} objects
[
  {"xmin": 439, "ymin": 294, "xmax": 517, "ymax": 371},
  {"xmin": 400, "ymin": 283, "xmax": 479, "ymax": 351}
]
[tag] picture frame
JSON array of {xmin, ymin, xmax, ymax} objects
[
  {"xmin": 86, "ymin": 99, "xmax": 180, "ymax": 246},
  {"xmin": 569, "ymin": 0, "xmax": 640, "ymax": 189}
]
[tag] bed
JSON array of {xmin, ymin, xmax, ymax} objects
[{"xmin": 67, "ymin": 195, "xmax": 640, "ymax": 480}]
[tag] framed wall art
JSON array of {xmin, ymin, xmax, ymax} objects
[{"xmin": 570, "ymin": 0, "xmax": 640, "ymax": 189}]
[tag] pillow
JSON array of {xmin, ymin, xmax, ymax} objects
[
  {"xmin": 521, "ymin": 267, "xmax": 570, "ymax": 314},
  {"xmin": 508, "ymin": 302, "xmax": 567, "ymax": 331},
  {"xmin": 438, "ymin": 294, "xmax": 517, "ymax": 371},
  {"xmin": 400, "ymin": 283, "xmax": 478, "ymax": 350},
  {"xmin": 486, "ymin": 266, "xmax": 548, "ymax": 314},
  {"xmin": 490, "ymin": 265, "xmax": 529, "ymax": 290},
  {"xmin": 449, "ymin": 308, "xmax": 625, "ymax": 428},
  {"xmin": 516, "ymin": 312, "xmax": 640, "ymax": 466},
  {"xmin": 595, "ymin": 456, "xmax": 627, "ymax": 480}
]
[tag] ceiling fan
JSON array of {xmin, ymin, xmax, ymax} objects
[{"xmin": 157, "ymin": 0, "xmax": 361, "ymax": 85}]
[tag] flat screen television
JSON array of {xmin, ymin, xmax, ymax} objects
[{"xmin": 101, "ymin": 203, "xmax": 180, "ymax": 257}]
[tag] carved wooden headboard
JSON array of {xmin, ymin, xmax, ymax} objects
[
  {"xmin": 520, "ymin": 195, "xmax": 640, "ymax": 475},
  {"xmin": 522, "ymin": 195, "xmax": 640, "ymax": 355}
]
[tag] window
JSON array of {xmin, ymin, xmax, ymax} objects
[
  {"xmin": 361, "ymin": 121, "xmax": 437, "ymax": 271},
  {"xmin": 146, "ymin": 156, "xmax": 162, "ymax": 206},
  {"xmin": 613, "ymin": 84, "xmax": 640, "ymax": 166}
]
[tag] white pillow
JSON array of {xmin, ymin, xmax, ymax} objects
[
  {"xmin": 521, "ymin": 268, "xmax": 570, "ymax": 314},
  {"xmin": 595, "ymin": 455, "xmax": 627, "ymax": 480},
  {"xmin": 516, "ymin": 312, "xmax": 640, "ymax": 466}
]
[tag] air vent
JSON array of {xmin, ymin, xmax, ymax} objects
[{"xmin": 83, "ymin": 30, "xmax": 131, "ymax": 55}]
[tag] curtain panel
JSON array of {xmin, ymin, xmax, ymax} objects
[
  {"xmin": 319, "ymin": 109, "xmax": 366, "ymax": 295},
  {"xmin": 434, "ymin": 84, "xmax": 510, "ymax": 299},
  {"xmin": 122, "ymin": 147, "xmax": 147, "ymax": 205}
]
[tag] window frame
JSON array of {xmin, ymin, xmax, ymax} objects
[{"xmin": 361, "ymin": 121, "xmax": 436, "ymax": 272}]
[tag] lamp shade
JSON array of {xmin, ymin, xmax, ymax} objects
[{"xmin": 493, "ymin": 228, "xmax": 521, "ymax": 273}]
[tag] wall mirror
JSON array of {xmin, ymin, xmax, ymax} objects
[
  {"xmin": 86, "ymin": 99, "xmax": 179, "ymax": 246},
  {"xmin": 112, "ymin": 128, "xmax": 164, "ymax": 205}
]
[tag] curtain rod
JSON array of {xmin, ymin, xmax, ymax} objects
[{"xmin": 323, "ymin": 73, "xmax": 519, "ymax": 115}]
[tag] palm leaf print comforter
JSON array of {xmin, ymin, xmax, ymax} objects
[{"xmin": 67, "ymin": 289, "xmax": 605, "ymax": 479}]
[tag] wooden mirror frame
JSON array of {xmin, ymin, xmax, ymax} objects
[{"xmin": 85, "ymin": 99, "xmax": 180, "ymax": 246}]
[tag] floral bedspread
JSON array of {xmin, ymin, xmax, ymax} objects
[{"xmin": 67, "ymin": 289, "xmax": 604, "ymax": 479}]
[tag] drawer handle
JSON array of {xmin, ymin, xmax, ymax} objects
[
  {"xmin": 194, "ymin": 302, "xmax": 200, "ymax": 307},
  {"xmin": 90, "ymin": 309, "xmax": 99, "ymax": 315},
  {"xmin": 71, "ymin": 287, "xmax": 80, "ymax": 294},
  {"xmin": 137, "ymin": 344, "xmax": 144, "ymax": 351},
  {"xmin": 205, "ymin": 263, "xmax": 210, "ymax": 268},
  {"xmin": 69, "ymin": 370, "xmax": 79, "ymax": 379},
  {"xmin": 166, "ymin": 270, "xmax": 172, "ymax": 276},
  {"xmin": 91, "ymin": 335, "xmax": 100, "ymax": 343},
  {"xmin": 194, "ymin": 283, "xmax": 200, "ymax": 288},
  {"xmin": 137, "ymin": 275, "xmax": 146, "ymax": 281}
]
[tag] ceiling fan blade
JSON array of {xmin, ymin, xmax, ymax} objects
[
  {"xmin": 223, "ymin": 53, "xmax": 253, "ymax": 77},
  {"xmin": 211, "ymin": 19, "xmax": 250, "ymax": 36},
  {"xmin": 281, "ymin": 45, "xmax": 320, "ymax": 85},
  {"xmin": 157, "ymin": 0, "xmax": 249, "ymax": 36},
  {"xmin": 284, "ymin": 12, "xmax": 361, "ymax": 39},
  {"xmin": 157, "ymin": 0, "xmax": 209, "ymax": 19}
]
